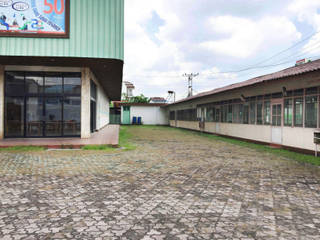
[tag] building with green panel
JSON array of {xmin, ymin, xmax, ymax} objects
[{"xmin": 0, "ymin": 0, "xmax": 124, "ymax": 139}]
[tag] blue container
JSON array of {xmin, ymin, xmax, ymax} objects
[
  {"xmin": 132, "ymin": 116, "xmax": 137, "ymax": 124},
  {"xmin": 137, "ymin": 117, "xmax": 142, "ymax": 125}
]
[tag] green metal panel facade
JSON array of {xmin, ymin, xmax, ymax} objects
[{"xmin": 0, "ymin": 0, "xmax": 124, "ymax": 60}]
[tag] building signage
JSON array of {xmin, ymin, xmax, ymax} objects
[{"xmin": 0, "ymin": 0, "xmax": 69, "ymax": 38}]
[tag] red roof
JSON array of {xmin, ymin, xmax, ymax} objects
[{"xmin": 171, "ymin": 59, "xmax": 320, "ymax": 105}]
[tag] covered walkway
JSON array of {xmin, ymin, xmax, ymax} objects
[{"xmin": 0, "ymin": 125, "xmax": 119, "ymax": 148}]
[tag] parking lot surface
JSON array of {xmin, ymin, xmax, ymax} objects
[{"xmin": 0, "ymin": 126, "xmax": 320, "ymax": 239}]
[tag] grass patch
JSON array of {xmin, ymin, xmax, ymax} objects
[
  {"xmin": 81, "ymin": 145, "xmax": 115, "ymax": 151},
  {"xmin": 119, "ymin": 126, "xmax": 136, "ymax": 150},
  {"xmin": 0, "ymin": 146, "xmax": 45, "ymax": 152},
  {"xmin": 81, "ymin": 126, "xmax": 136, "ymax": 151}
]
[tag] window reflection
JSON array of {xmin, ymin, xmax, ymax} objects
[
  {"xmin": 5, "ymin": 72, "xmax": 24, "ymax": 96},
  {"xmin": 5, "ymin": 72, "xmax": 81, "ymax": 138},
  {"xmin": 64, "ymin": 77, "xmax": 81, "ymax": 94},
  {"xmin": 26, "ymin": 97, "xmax": 43, "ymax": 137},
  {"xmin": 64, "ymin": 97, "xmax": 81, "ymax": 136},
  {"xmin": 26, "ymin": 75, "xmax": 43, "ymax": 94},
  {"xmin": 45, "ymin": 98, "xmax": 63, "ymax": 136},
  {"xmin": 45, "ymin": 76, "xmax": 62, "ymax": 94},
  {"xmin": 5, "ymin": 97, "xmax": 24, "ymax": 137}
]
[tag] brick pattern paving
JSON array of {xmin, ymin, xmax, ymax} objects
[{"xmin": 0, "ymin": 127, "xmax": 320, "ymax": 239}]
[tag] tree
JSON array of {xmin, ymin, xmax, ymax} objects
[{"xmin": 129, "ymin": 94, "xmax": 150, "ymax": 103}]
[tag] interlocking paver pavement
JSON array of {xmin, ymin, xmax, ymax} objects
[{"xmin": 0, "ymin": 126, "xmax": 320, "ymax": 239}]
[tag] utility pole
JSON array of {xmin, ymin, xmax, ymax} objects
[{"xmin": 183, "ymin": 73, "xmax": 199, "ymax": 97}]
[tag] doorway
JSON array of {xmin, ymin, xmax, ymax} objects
[
  {"xmin": 271, "ymin": 100, "xmax": 283, "ymax": 144},
  {"xmin": 122, "ymin": 106, "xmax": 131, "ymax": 125}
]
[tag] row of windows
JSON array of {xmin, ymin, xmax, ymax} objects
[
  {"xmin": 177, "ymin": 109, "xmax": 197, "ymax": 121},
  {"xmin": 5, "ymin": 72, "xmax": 81, "ymax": 96},
  {"xmin": 170, "ymin": 87, "xmax": 320, "ymax": 128},
  {"xmin": 205, "ymin": 101, "xmax": 272, "ymax": 125}
]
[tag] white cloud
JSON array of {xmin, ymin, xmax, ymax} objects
[
  {"xmin": 288, "ymin": 0, "xmax": 320, "ymax": 58},
  {"xmin": 201, "ymin": 16, "xmax": 301, "ymax": 58},
  {"xmin": 123, "ymin": 1, "xmax": 313, "ymax": 101},
  {"xmin": 288, "ymin": 0, "xmax": 320, "ymax": 30}
]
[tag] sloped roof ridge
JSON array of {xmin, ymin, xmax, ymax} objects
[{"xmin": 172, "ymin": 59, "xmax": 320, "ymax": 105}]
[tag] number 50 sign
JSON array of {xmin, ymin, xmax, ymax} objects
[{"xmin": 0, "ymin": 0, "xmax": 70, "ymax": 38}]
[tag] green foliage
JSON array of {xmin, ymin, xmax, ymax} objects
[
  {"xmin": 82, "ymin": 145, "xmax": 115, "ymax": 151},
  {"xmin": 119, "ymin": 126, "xmax": 136, "ymax": 150},
  {"xmin": 129, "ymin": 94, "xmax": 150, "ymax": 103},
  {"xmin": 82, "ymin": 126, "xmax": 136, "ymax": 151}
]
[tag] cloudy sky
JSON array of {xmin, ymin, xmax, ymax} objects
[{"xmin": 123, "ymin": 0, "xmax": 320, "ymax": 101}]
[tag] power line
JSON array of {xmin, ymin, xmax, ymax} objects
[
  {"xmin": 202, "ymin": 31, "xmax": 320, "ymax": 75},
  {"xmin": 124, "ymin": 31, "xmax": 320, "ymax": 79},
  {"xmin": 248, "ymin": 31, "xmax": 320, "ymax": 67},
  {"xmin": 264, "ymin": 40, "xmax": 320, "ymax": 64}
]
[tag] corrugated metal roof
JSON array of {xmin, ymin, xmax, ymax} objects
[
  {"xmin": 0, "ymin": 0, "xmax": 124, "ymax": 60},
  {"xmin": 171, "ymin": 59, "xmax": 320, "ymax": 105}
]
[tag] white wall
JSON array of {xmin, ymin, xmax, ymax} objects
[
  {"xmin": 90, "ymin": 70, "xmax": 110, "ymax": 130},
  {"xmin": 124, "ymin": 106, "xmax": 168, "ymax": 125},
  {"xmin": 97, "ymin": 84, "xmax": 110, "ymax": 129},
  {"xmin": 169, "ymin": 120, "xmax": 317, "ymax": 151}
]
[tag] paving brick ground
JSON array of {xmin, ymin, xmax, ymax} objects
[{"xmin": 0, "ymin": 126, "xmax": 320, "ymax": 240}]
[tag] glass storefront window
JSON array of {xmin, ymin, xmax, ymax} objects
[
  {"xmin": 64, "ymin": 97, "xmax": 81, "ymax": 136},
  {"xmin": 45, "ymin": 75, "xmax": 63, "ymax": 94},
  {"xmin": 64, "ymin": 74, "xmax": 81, "ymax": 94},
  {"xmin": 5, "ymin": 71, "xmax": 81, "ymax": 138},
  {"xmin": 5, "ymin": 97, "xmax": 24, "ymax": 137},
  {"xmin": 26, "ymin": 75, "xmax": 43, "ymax": 94},
  {"xmin": 45, "ymin": 98, "xmax": 63, "ymax": 136},
  {"xmin": 26, "ymin": 97, "xmax": 44, "ymax": 137},
  {"xmin": 5, "ymin": 72, "xmax": 24, "ymax": 96}
]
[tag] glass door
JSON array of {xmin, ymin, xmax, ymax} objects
[
  {"xmin": 272, "ymin": 104, "xmax": 282, "ymax": 126},
  {"xmin": 45, "ymin": 97, "xmax": 63, "ymax": 137},
  {"xmin": 26, "ymin": 97, "xmax": 44, "ymax": 137}
]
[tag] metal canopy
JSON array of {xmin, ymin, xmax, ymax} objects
[{"xmin": 0, "ymin": 56, "xmax": 123, "ymax": 101}]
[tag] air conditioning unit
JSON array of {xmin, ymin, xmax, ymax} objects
[{"xmin": 314, "ymin": 130, "xmax": 320, "ymax": 157}]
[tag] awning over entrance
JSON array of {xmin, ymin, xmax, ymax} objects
[{"xmin": 0, "ymin": 56, "xmax": 123, "ymax": 101}]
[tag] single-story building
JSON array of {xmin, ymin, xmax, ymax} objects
[
  {"xmin": 166, "ymin": 59, "xmax": 320, "ymax": 153},
  {"xmin": 0, "ymin": 0, "xmax": 124, "ymax": 140},
  {"xmin": 118, "ymin": 103, "xmax": 168, "ymax": 125}
]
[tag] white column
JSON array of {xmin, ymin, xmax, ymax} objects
[
  {"xmin": 81, "ymin": 68, "xmax": 91, "ymax": 139},
  {"xmin": 0, "ymin": 66, "xmax": 4, "ymax": 140}
]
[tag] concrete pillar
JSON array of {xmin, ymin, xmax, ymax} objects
[
  {"xmin": 0, "ymin": 66, "xmax": 4, "ymax": 140},
  {"xmin": 81, "ymin": 68, "xmax": 91, "ymax": 139}
]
